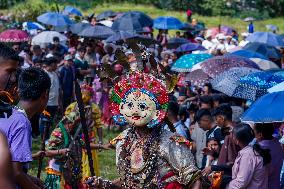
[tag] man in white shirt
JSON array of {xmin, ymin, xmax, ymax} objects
[
  {"xmin": 202, "ymin": 32, "xmax": 214, "ymax": 50},
  {"xmin": 42, "ymin": 57, "xmax": 60, "ymax": 121}
]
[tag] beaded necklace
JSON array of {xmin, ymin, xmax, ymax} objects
[{"xmin": 118, "ymin": 126, "xmax": 162, "ymax": 189}]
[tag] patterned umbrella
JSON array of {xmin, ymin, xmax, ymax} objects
[
  {"xmin": 185, "ymin": 69, "xmax": 211, "ymax": 87},
  {"xmin": 0, "ymin": 29, "xmax": 30, "ymax": 42},
  {"xmin": 233, "ymin": 70, "xmax": 284, "ymax": 101},
  {"xmin": 210, "ymin": 67, "xmax": 261, "ymax": 96},
  {"xmin": 241, "ymin": 91, "xmax": 284, "ymax": 123},
  {"xmin": 250, "ymin": 58, "xmax": 279, "ymax": 70},
  {"xmin": 200, "ymin": 55, "xmax": 260, "ymax": 78},
  {"xmin": 229, "ymin": 50, "xmax": 268, "ymax": 60},
  {"xmin": 171, "ymin": 54, "xmax": 212, "ymax": 72}
]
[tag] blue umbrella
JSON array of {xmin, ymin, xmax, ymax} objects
[
  {"xmin": 70, "ymin": 22, "xmax": 92, "ymax": 34},
  {"xmin": 243, "ymin": 42, "xmax": 282, "ymax": 59},
  {"xmin": 112, "ymin": 11, "xmax": 153, "ymax": 33},
  {"xmin": 229, "ymin": 50, "xmax": 268, "ymax": 60},
  {"xmin": 96, "ymin": 10, "xmax": 117, "ymax": 21},
  {"xmin": 175, "ymin": 43, "xmax": 206, "ymax": 52},
  {"xmin": 37, "ymin": 12, "xmax": 73, "ymax": 27},
  {"xmin": 210, "ymin": 67, "xmax": 261, "ymax": 96},
  {"xmin": 168, "ymin": 38, "xmax": 189, "ymax": 49},
  {"xmin": 246, "ymin": 32, "xmax": 284, "ymax": 47},
  {"xmin": 23, "ymin": 22, "xmax": 45, "ymax": 30},
  {"xmin": 171, "ymin": 54, "xmax": 212, "ymax": 72},
  {"xmin": 153, "ymin": 16, "xmax": 183, "ymax": 30},
  {"xmin": 64, "ymin": 6, "xmax": 83, "ymax": 17},
  {"xmin": 241, "ymin": 91, "xmax": 284, "ymax": 123},
  {"xmin": 105, "ymin": 31, "xmax": 135, "ymax": 43},
  {"xmin": 233, "ymin": 70, "xmax": 284, "ymax": 101},
  {"xmin": 78, "ymin": 25, "xmax": 115, "ymax": 39}
]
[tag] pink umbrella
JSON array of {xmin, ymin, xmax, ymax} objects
[
  {"xmin": 0, "ymin": 29, "xmax": 30, "ymax": 42},
  {"xmin": 208, "ymin": 25, "xmax": 234, "ymax": 38}
]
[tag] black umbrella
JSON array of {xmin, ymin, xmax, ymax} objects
[
  {"xmin": 54, "ymin": 25, "xmax": 71, "ymax": 32},
  {"xmin": 70, "ymin": 22, "xmax": 92, "ymax": 34},
  {"xmin": 78, "ymin": 25, "xmax": 115, "ymax": 39},
  {"xmin": 127, "ymin": 35, "xmax": 158, "ymax": 47},
  {"xmin": 167, "ymin": 37, "xmax": 189, "ymax": 49},
  {"xmin": 105, "ymin": 31, "xmax": 135, "ymax": 43},
  {"xmin": 243, "ymin": 42, "xmax": 282, "ymax": 59},
  {"xmin": 111, "ymin": 11, "xmax": 153, "ymax": 33},
  {"xmin": 96, "ymin": 10, "xmax": 117, "ymax": 21}
]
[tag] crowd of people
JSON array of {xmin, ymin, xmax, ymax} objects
[{"xmin": 0, "ymin": 8, "xmax": 283, "ymax": 189}]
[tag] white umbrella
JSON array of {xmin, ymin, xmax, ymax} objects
[
  {"xmin": 243, "ymin": 17, "xmax": 255, "ymax": 22},
  {"xmin": 32, "ymin": 31, "xmax": 67, "ymax": 48},
  {"xmin": 268, "ymin": 81, "xmax": 284, "ymax": 93},
  {"xmin": 249, "ymin": 58, "xmax": 279, "ymax": 70}
]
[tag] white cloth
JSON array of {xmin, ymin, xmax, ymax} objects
[
  {"xmin": 46, "ymin": 71, "xmax": 60, "ymax": 106},
  {"xmin": 202, "ymin": 40, "xmax": 214, "ymax": 50},
  {"xmin": 191, "ymin": 123, "xmax": 207, "ymax": 168}
]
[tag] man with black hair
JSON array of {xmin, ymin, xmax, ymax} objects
[
  {"xmin": 52, "ymin": 36, "xmax": 67, "ymax": 57},
  {"xmin": 74, "ymin": 47, "xmax": 91, "ymax": 81},
  {"xmin": 199, "ymin": 95, "xmax": 213, "ymax": 110},
  {"xmin": 0, "ymin": 67, "xmax": 51, "ymax": 189},
  {"xmin": 42, "ymin": 57, "xmax": 60, "ymax": 120},
  {"xmin": 167, "ymin": 101, "xmax": 189, "ymax": 139},
  {"xmin": 0, "ymin": 43, "xmax": 20, "ymax": 189},
  {"xmin": 255, "ymin": 123, "xmax": 284, "ymax": 189},
  {"xmin": 213, "ymin": 103, "xmax": 234, "ymax": 138}
]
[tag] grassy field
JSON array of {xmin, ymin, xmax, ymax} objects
[
  {"xmin": 2, "ymin": 0, "xmax": 284, "ymax": 34},
  {"xmin": 29, "ymin": 128, "xmax": 119, "ymax": 181}
]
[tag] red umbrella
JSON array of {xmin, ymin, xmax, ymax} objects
[{"xmin": 0, "ymin": 29, "xmax": 30, "ymax": 42}]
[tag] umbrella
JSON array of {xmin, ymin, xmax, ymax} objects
[
  {"xmin": 209, "ymin": 25, "xmax": 234, "ymax": 37},
  {"xmin": 31, "ymin": 31, "xmax": 67, "ymax": 47},
  {"xmin": 210, "ymin": 67, "xmax": 261, "ymax": 96},
  {"xmin": 70, "ymin": 22, "xmax": 92, "ymax": 34},
  {"xmin": 250, "ymin": 58, "xmax": 279, "ymax": 70},
  {"xmin": 0, "ymin": 29, "xmax": 30, "ymax": 42},
  {"xmin": 268, "ymin": 81, "xmax": 284, "ymax": 93},
  {"xmin": 111, "ymin": 11, "xmax": 153, "ymax": 33},
  {"xmin": 153, "ymin": 16, "xmax": 183, "ymax": 30},
  {"xmin": 22, "ymin": 22, "xmax": 45, "ymax": 30},
  {"xmin": 54, "ymin": 25, "xmax": 71, "ymax": 32},
  {"xmin": 243, "ymin": 42, "xmax": 282, "ymax": 59},
  {"xmin": 180, "ymin": 23, "xmax": 194, "ymax": 30},
  {"xmin": 125, "ymin": 35, "xmax": 158, "ymax": 47},
  {"xmin": 266, "ymin": 24, "xmax": 278, "ymax": 32},
  {"xmin": 175, "ymin": 43, "xmax": 206, "ymax": 53},
  {"xmin": 199, "ymin": 55, "xmax": 260, "ymax": 78},
  {"xmin": 78, "ymin": 25, "xmax": 115, "ymax": 39},
  {"xmin": 241, "ymin": 91, "xmax": 284, "ymax": 123},
  {"xmin": 185, "ymin": 69, "xmax": 211, "ymax": 87},
  {"xmin": 171, "ymin": 54, "xmax": 212, "ymax": 72},
  {"xmin": 233, "ymin": 70, "xmax": 284, "ymax": 101},
  {"xmin": 64, "ymin": 6, "xmax": 83, "ymax": 17},
  {"xmin": 243, "ymin": 17, "xmax": 255, "ymax": 22},
  {"xmin": 168, "ymin": 38, "xmax": 189, "ymax": 49},
  {"xmin": 229, "ymin": 50, "xmax": 268, "ymax": 60},
  {"xmin": 105, "ymin": 31, "xmax": 135, "ymax": 43},
  {"xmin": 37, "ymin": 12, "xmax": 73, "ymax": 27},
  {"xmin": 96, "ymin": 10, "xmax": 117, "ymax": 21},
  {"xmin": 246, "ymin": 32, "xmax": 284, "ymax": 47}
]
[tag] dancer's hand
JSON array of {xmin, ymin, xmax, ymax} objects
[{"xmin": 32, "ymin": 151, "xmax": 45, "ymax": 159}]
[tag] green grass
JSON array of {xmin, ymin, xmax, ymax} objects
[
  {"xmin": 30, "ymin": 128, "xmax": 119, "ymax": 181},
  {"xmin": 3, "ymin": 0, "xmax": 284, "ymax": 34}
]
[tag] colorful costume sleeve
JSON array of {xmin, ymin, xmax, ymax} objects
[
  {"xmin": 46, "ymin": 128, "xmax": 65, "ymax": 151},
  {"xmin": 160, "ymin": 131, "xmax": 201, "ymax": 186},
  {"xmin": 91, "ymin": 104, "xmax": 103, "ymax": 128}
]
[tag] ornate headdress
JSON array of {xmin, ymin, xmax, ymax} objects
[{"xmin": 98, "ymin": 40, "xmax": 178, "ymax": 128}]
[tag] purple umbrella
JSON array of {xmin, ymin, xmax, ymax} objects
[
  {"xmin": 185, "ymin": 69, "xmax": 211, "ymax": 87},
  {"xmin": 200, "ymin": 55, "xmax": 260, "ymax": 78},
  {"xmin": 175, "ymin": 43, "xmax": 206, "ymax": 53}
]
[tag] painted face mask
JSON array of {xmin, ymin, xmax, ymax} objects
[{"xmin": 110, "ymin": 72, "xmax": 169, "ymax": 128}]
